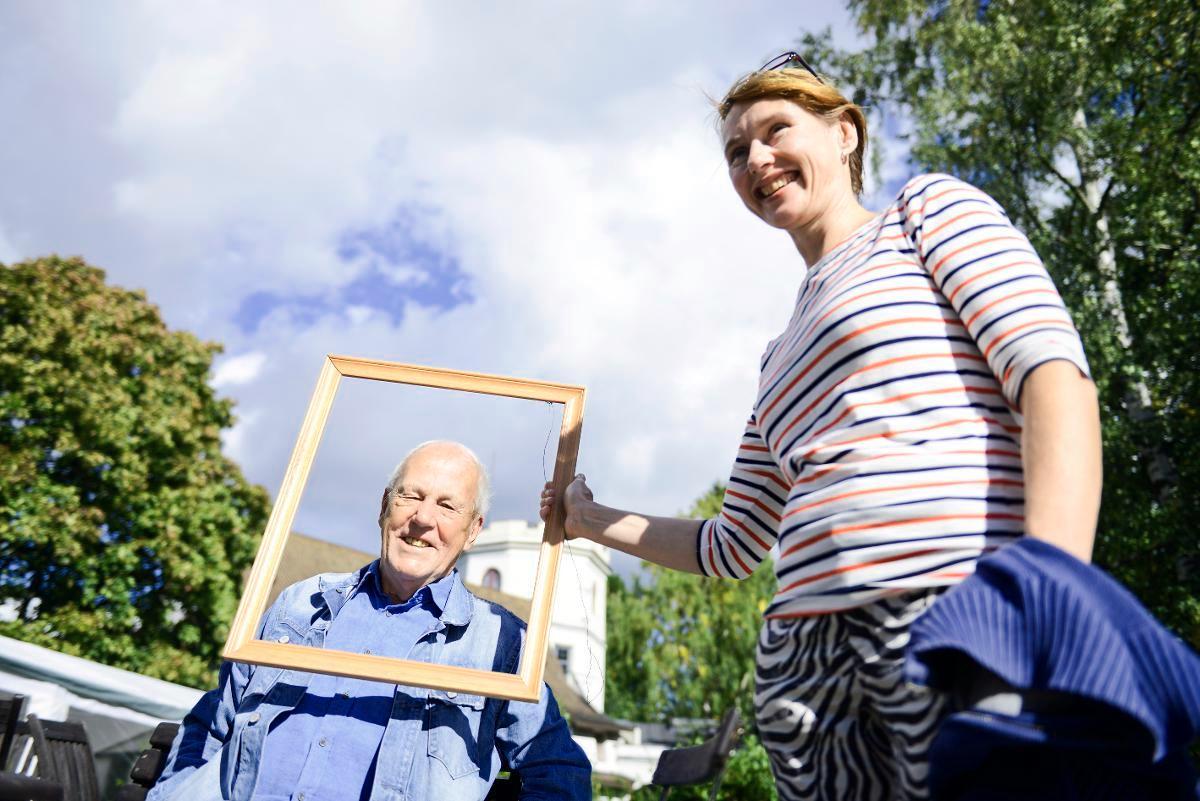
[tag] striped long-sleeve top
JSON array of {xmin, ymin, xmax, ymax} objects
[{"xmin": 697, "ymin": 174, "xmax": 1091, "ymax": 618}]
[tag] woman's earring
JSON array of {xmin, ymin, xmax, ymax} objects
[{"xmin": 840, "ymin": 151, "xmax": 848, "ymax": 164}]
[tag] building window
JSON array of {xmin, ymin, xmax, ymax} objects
[
  {"xmin": 482, "ymin": 568, "xmax": 501, "ymax": 590},
  {"xmin": 555, "ymin": 645, "xmax": 571, "ymax": 674}
]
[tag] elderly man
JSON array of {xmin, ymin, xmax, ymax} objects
[{"xmin": 150, "ymin": 440, "xmax": 591, "ymax": 801}]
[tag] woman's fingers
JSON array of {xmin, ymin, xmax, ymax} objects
[
  {"xmin": 539, "ymin": 474, "xmax": 591, "ymax": 521},
  {"xmin": 539, "ymin": 479, "xmax": 560, "ymax": 521}
]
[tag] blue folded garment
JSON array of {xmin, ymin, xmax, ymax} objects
[{"xmin": 905, "ymin": 537, "xmax": 1200, "ymax": 762}]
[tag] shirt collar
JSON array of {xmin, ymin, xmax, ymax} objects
[{"xmin": 358, "ymin": 560, "xmax": 458, "ymax": 614}]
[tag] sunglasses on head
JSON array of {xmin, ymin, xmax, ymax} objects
[{"xmin": 758, "ymin": 51, "xmax": 825, "ymax": 84}]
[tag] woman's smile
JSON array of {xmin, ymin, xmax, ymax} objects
[{"xmin": 758, "ymin": 172, "xmax": 799, "ymax": 199}]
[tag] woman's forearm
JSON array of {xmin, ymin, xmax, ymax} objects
[
  {"xmin": 568, "ymin": 498, "xmax": 707, "ymax": 574},
  {"xmin": 1019, "ymin": 360, "xmax": 1102, "ymax": 562}
]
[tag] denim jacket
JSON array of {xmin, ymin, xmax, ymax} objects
[{"xmin": 150, "ymin": 565, "xmax": 591, "ymax": 801}]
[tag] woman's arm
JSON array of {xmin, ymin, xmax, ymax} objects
[
  {"xmin": 541, "ymin": 476, "xmax": 706, "ymax": 574},
  {"xmin": 542, "ymin": 410, "xmax": 786, "ymax": 578},
  {"xmin": 1018, "ymin": 360, "xmax": 1102, "ymax": 562},
  {"xmin": 898, "ymin": 176, "xmax": 1100, "ymax": 561}
]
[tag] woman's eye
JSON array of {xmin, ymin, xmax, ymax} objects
[
  {"xmin": 770, "ymin": 123, "xmax": 788, "ymax": 138},
  {"xmin": 727, "ymin": 147, "xmax": 747, "ymax": 166}
]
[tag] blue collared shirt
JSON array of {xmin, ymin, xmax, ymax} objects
[
  {"xmin": 150, "ymin": 563, "xmax": 591, "ymax": 801},
  {"xmin": 255, "ymin": 567, "xmax": 455, "ymax": 801}
]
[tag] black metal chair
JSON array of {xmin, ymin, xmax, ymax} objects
[{"xmin": 650, "ymin": 708, "xmax": 744, "ymax": 801}]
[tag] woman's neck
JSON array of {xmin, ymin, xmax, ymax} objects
[{"xmin": 787, "ymin": 194, "xmax": 877, "ymax": 267}]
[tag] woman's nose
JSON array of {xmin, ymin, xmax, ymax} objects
[{"xmin": 747, "ymin": 140, "xmax": 771, "ymax": 173}]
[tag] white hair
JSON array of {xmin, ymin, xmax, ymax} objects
[{"xmin": 378, "ymin": 440, "xmax": 491, "ymax": 527}]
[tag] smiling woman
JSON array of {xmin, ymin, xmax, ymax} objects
[
  {"xmin": 542, "ymin": 54, "xmax": 1101, "ymax": 801},
  {"xmin": 719, "ymin": 70, "xmax": 875, "ymax": 265}
]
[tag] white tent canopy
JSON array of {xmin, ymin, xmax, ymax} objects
[{"xmin": 0, "ymin": 635, "xmax": 202, "ymax": 723}]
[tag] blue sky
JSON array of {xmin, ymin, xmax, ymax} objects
[{"xmin": 0, "ymin": 3, "xmax": 912, "ymax": 575}]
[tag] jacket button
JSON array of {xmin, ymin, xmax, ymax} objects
[
  {"xmin": 278, "ymin": 635, "xmax": 289, "ymax": 644},
  {"xmin": 248, "ymin": 713, "xmax": 260, "ymax": 724},
  {"xmin": 318, "ymin": 737, "xmax": 328, "ymax": 748}
]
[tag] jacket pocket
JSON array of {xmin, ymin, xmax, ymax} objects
[{"xmin": 426, "ymin": 690, "xmax": 488, "ymax": 780}]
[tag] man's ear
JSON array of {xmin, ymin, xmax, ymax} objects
[
  {"xmin": 463, "ymin": 515, "xmax": 485, "ymax": 552},
  {"xmin": 378, "ymin": 488, "xmax": 390, "ymax": 522}
]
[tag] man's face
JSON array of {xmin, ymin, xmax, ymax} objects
[{"xmin": 378, "ymin": 444, "xmax": 483, "ymax": 601}]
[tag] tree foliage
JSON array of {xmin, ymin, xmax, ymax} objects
[
  {"xmin": 798, "ymin": 0, "xmax": 1200, "ymax": 645},
  {"xmin": 598, "ymin": 732, "xmax": 777, "ymax": 801},
  {"xmin": 604, "ymin": 483, "xmax": 777, "ymax": 800},
  {"xmin": 0, "ymin": 257, "xmax": 269, "ymax": 687}
]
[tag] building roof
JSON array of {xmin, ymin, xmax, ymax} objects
[{"xmin": 269, "ymin": 532, "xmax": 626, "ymax": 740}]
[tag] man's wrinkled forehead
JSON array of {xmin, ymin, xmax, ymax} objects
[{"xmin": 396, "ymin": 445, "xmax": 478, "ymax": 499}]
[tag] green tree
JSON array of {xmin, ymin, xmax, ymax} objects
[
  {"xmin": 797, "ymin": 0, "xmax": 1200, "ymax": 645},
  {"xmin": 604, "ymin": 483, "xmax": 777, "ymax": 800},
  {"xmin": 0, "ymin": 256, "xmax": 270, "ymax": 687}
]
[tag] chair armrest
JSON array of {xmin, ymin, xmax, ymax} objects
[{"xmin": 0, "ymin": 771, "xmax": 64, "ymax": 801}]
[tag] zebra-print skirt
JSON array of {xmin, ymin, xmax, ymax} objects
[{"xmin": 755, "ymin": 588, "xmax": 948, "ymax": 801}]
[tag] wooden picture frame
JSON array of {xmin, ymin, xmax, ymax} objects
[{"xmin": 222, "ymin": 355, "xmax": 586, "ymax": 702}]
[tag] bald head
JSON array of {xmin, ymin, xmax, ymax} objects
[
  {"xmin": 375, "ymin": 440, "xmax": 491, "ymax": 601},
  {"xmin": 378, "ymin": 440, "xmax": 491, "ymax": 528}
]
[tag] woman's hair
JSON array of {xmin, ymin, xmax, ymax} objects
[{"xmin": 717, "ymin": 68, "xmax": 869, "ymax": 196}]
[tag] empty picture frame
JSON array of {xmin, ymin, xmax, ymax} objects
[{"xmin": 222, "ymin": 355, "xmax": 586, "ymax": 702}]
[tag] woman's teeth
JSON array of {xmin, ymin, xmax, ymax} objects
[{"xmin": 762, "ymin": 175, "xmax": 795, "ymax": 198}]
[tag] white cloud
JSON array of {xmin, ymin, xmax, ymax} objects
[
  {"xmin": 220, "ymin": 409, "xmax": 261, "ymax": 465},
  {"xmin": 0, "ymin": 3, "xmax": 884, "ymax": 558},
  {"xmin": 211, "ymin": 351, "xmax": 267, "ymax": 388}
]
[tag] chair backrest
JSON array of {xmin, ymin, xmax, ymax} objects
[
  {"xmin": 0, "ymin": 693, "xmax": 26, "ymax": 770},
  {"xmin": 20, "ymin": 715, "xmax": 102, "ymax": 801},
  {"xmin": 650, "ymin": 708, "xmax": 744, "ymax": 801}
]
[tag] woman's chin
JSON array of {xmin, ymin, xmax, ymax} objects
[{"xmin": 759, "ymin": 208, "xmax": 803, "ymax": 231}]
